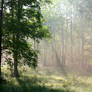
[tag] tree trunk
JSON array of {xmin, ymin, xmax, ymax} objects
[
  {"xmin": 81, "ymin": 32, "xmax": 85, "ymax": 66},
  {"xmin": 0, "ymin": 31, "xmax": 2, "ymax": 79},
  {"xmin": 13, "ymin": 34, "xmax": 19, "ymax": 78},
  {"xmin": 0, "ymin": 0, "xmax": 4, "ymax": 80},
  {"xmin": 70, "ymin": 4, "xmax": 73, "ymax": 63},
  {"xmin": 13, "ymin": 52, "xmax": 19, "ymax": 77},
  {"xmin": 13, "ymin": 0, "xmax": 22, "ymax": 78},
  {"xmin": 13, "ymin": 37, "xmax": 19, "ymax": 78},
  {"xmin": 61, "ymin": 25, "xmax": 65, "ymax": 65}
]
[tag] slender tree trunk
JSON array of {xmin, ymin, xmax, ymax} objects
[
  {"xmin": 64, "ymin": 9, "xmax": 68, "ymax": 66},
  {"xmin": 13, "ymin": 50, "xmax": 19, "ymax": 77},
  {"xmin": 70, "ymin": 21, "xmax": 73, "ymax": 62},
  {"xmin": 34, "ymin": 39, "xmax": 36, "ymax": 50},
  {"xmin": 70, "ymin": 3, "xmax": 73, "ymax": 63},
  {"xmin": 10, "ymin": 0, "xmax": 19, "ymax": 78},
  {"xmin": 13, "ymin": 0, "xmax": 22, "ymax": 78},
  {"xmin": 0, "ymin": 25, "xmax": 2, "ymax": 79},
  {"xmin": 61, "ymin": 26, "xmax": 65, "ymax": 65},
  {"xmin": 81, "ymin": 32, "xmax": 85, "ymax": 66},
  {"xmin": 64, "ymin": 19, "xmax": 68, "ymax": 66},
  {"xmin": 80, "ymin": 16, "xmax": 85, "ymax": 68},
  {"xmin": 0, "ymin": 0, "xmax": 4, "ymax": 80},
  {"xmin": 13, "ymin": 34, "xmax": 19, "ymax": 77}
]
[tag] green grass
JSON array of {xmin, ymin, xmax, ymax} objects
[
  {"xmin": 0, "ymin": 75, "xmax": 74, "ymax": 92},
  {"xmin": 0, "ymin": 66, "xmax": 92, "ymax": 92}
]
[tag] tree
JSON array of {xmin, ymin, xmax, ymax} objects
[
  {"xmin": 0, "ymin": 0, "xmax": 4, "ymax": 80},
  {"xmin": 1, "ymin": 0, "xmax": 51, "ymax": 77}
]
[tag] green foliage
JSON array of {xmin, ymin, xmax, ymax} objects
[
  {"xmin": 2, "ymin": 0, "xmax": 51, "ymax": 74},
  {"xmin": 18, "ymin": 39, "xmax": 38, "ymax": 68}
]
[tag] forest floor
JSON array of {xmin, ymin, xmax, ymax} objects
[{"xmin": 0, "ymin": 66, "xmax": 92, "ymax": 92}]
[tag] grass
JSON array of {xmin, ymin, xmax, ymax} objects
[
  {"xmin": 0, "ymin": 75, "xmax": 74, "ymax": 92},
  {"xmin": 0, "ymin": 66, "xmax": 92, "ymax": 92}
]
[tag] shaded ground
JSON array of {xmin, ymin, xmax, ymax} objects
[
  {"xmin": 0, "ymin": 66, "xmax": 92, "ymax": 92},
  {"xmin": 0, "ymin": 75, "xmax": 74, "ymax": 92}
]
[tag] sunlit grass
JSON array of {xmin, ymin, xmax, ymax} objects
[{"xmin": 1, "ymin": 66, "xmax": 92, "ymax": 92}]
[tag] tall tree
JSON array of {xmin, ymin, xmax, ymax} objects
[
  {"xmin": 3, "ymin": 0, "xmax": 51, "ymax": 77},
  {"xmin": 0, "ymin": 0, "xmax": 4, "ymax": 80}
]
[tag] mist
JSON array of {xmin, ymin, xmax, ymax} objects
[{"xmin": 37, "ymin": 0, "xmax": 92, "ymax": 76}]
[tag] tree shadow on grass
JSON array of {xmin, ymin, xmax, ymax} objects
[{"xmin": 0, "ymin": 76, "xmax": 75, "ymax": 92}]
